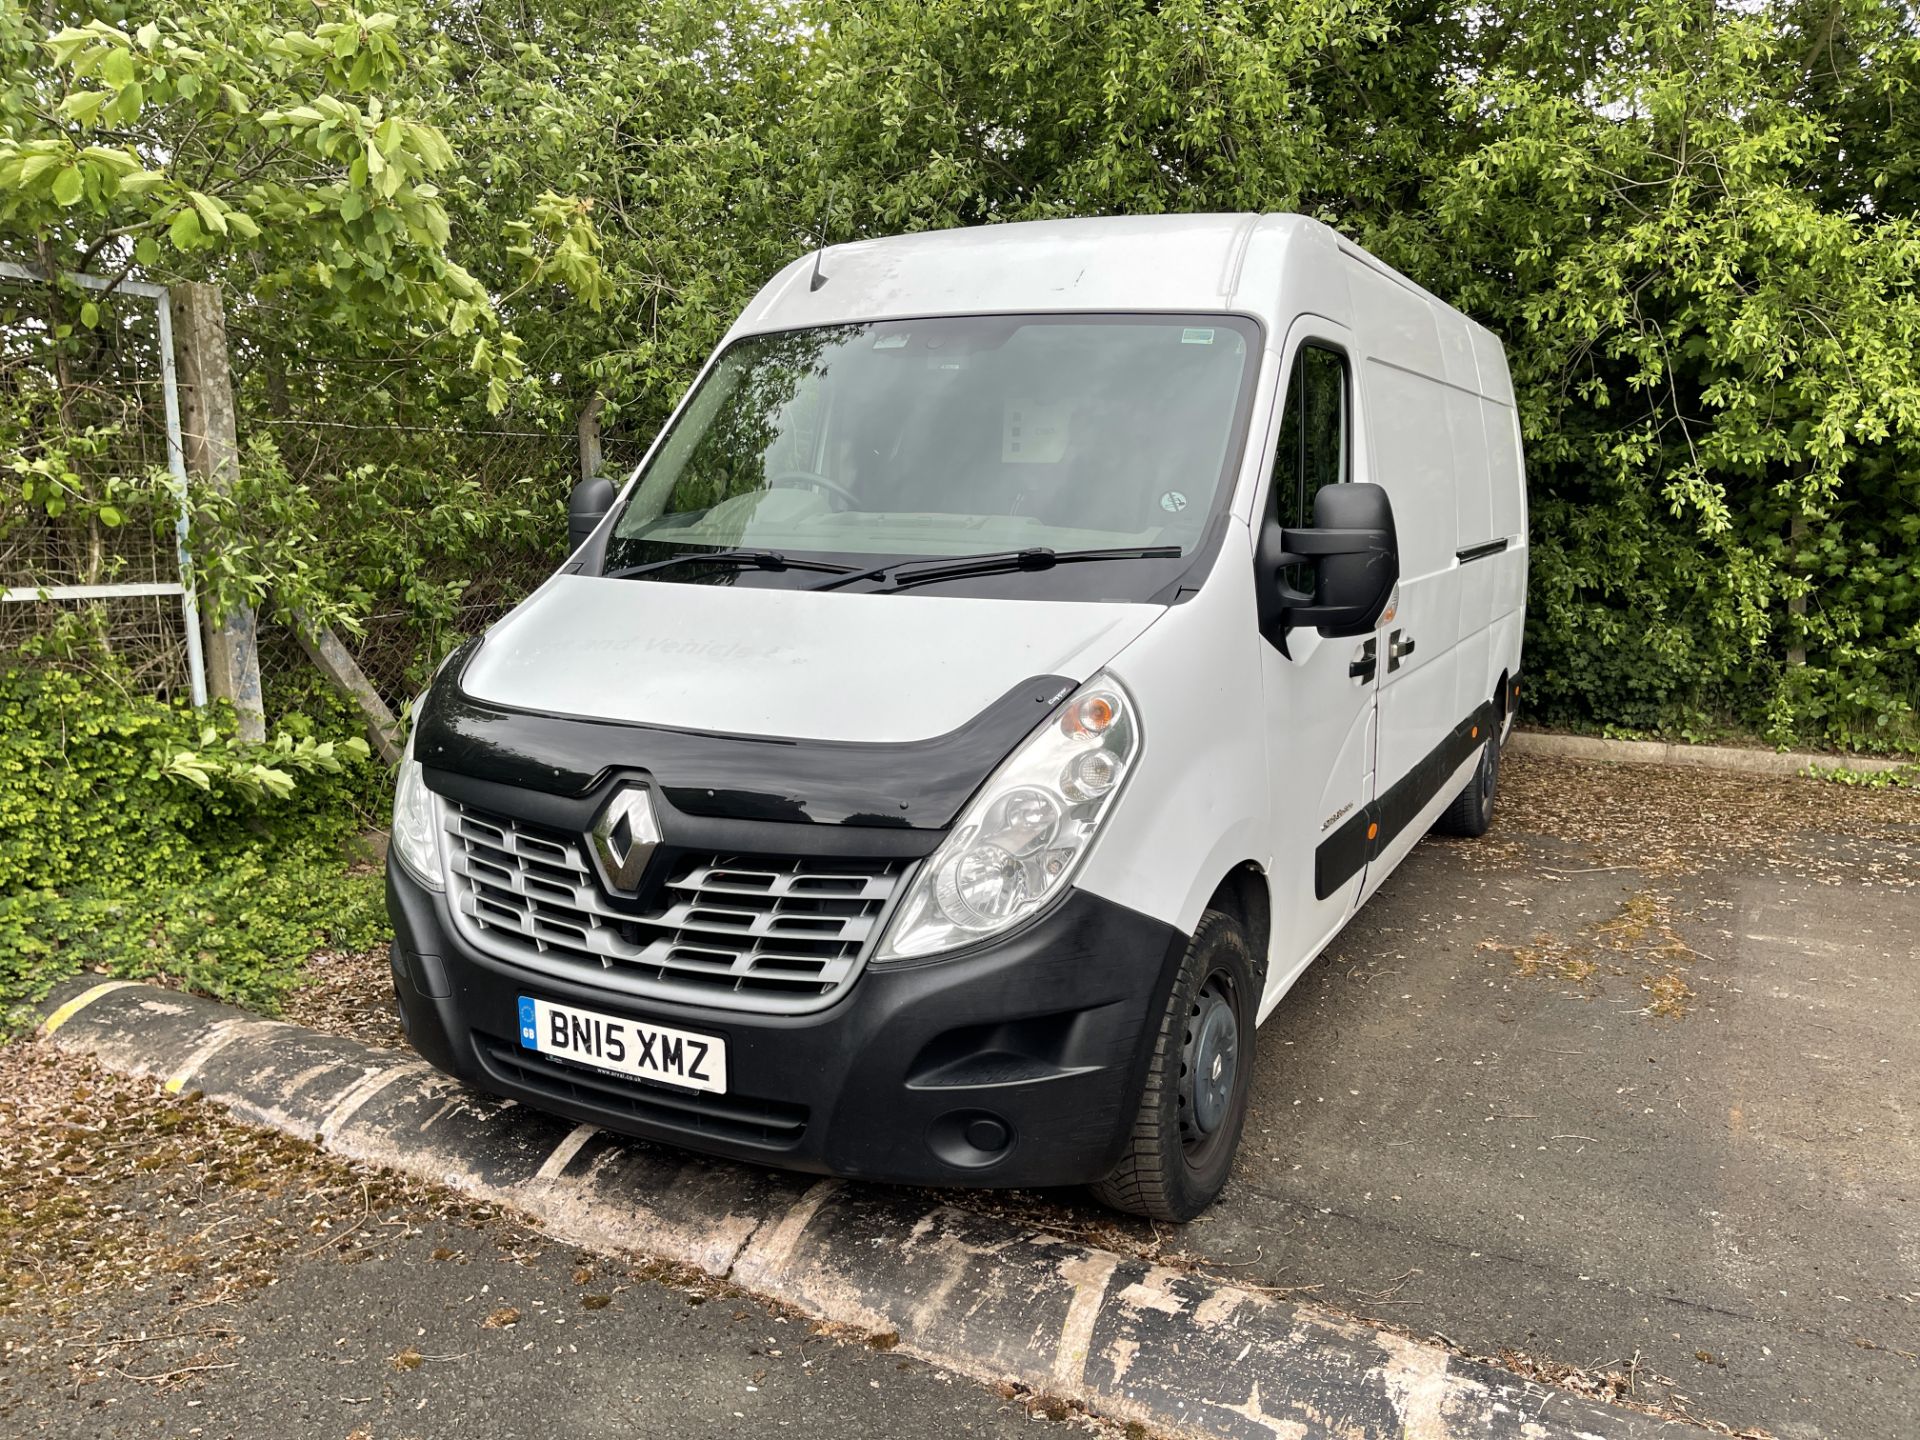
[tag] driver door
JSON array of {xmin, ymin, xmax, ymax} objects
[{"xmin": 1255, "ymin": 325, "xmax": 1379, "ymax": 1012}]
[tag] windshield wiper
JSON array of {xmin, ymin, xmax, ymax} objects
[
  {"xmin": 604, "ymin": 548, "xmax": 858, "ymax": 581},
  {"xmin": 809, "ymin": 545, "xmax": 1183, "ymax": 593}
]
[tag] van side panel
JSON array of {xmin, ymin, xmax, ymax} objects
[
  {"xmin": 1474, "ymin": 326, "xmax": 1527, "ymax": 698},
  {"xmin": 1360, "ymin": 352, "xmax": 1468, "ymax": 882},
  {"xmin": 1361, "ymin": 356, "xmax": 1463, "ymax": 618},
  {"xmin": 1451, "ymin": 385, "xmax": 1496, "ymax": 633},
  {"xmin": 1434, "ymin": 305, "xmax": 1482, "ymax": 393},
  {"xmin": 1469, "ymin": 325, "xmax": 1517, "ymax": 407},
  {"xmin": 1343, "ymin": 251, "xmax": 1446, "ymax": 376},
  {"xmin": 1359, "ymin": 311, "xmax": 1461, "ymax": 673},
  {"xmin": 1487, "ymin": 401, "xmax": 1529, "ymax": 628},
  {"xmin": 1345, "ymin": 258, "xmax": 1528, "ymax": 891}
]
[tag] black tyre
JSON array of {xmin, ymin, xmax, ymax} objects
[
  {"xmin": 1092, "ymin": 909, "xmax": 1262, "ymax": 1222},
  {"xmin": 1434, "ymin": 726, "xmax": 1500, "ymax": 838}
]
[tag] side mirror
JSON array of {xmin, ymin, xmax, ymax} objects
[
  {"xmin": 568, "ymin": 475, "xmax": 616, "ymax": 553},
  {"xmin": 1258, "ymin": 481, "xmax": 1399, "ymax": 642}
]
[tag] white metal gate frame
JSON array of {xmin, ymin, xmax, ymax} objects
[{"xmin": 0, "ymin": 260, "xmax": 208, "ymax": 706}]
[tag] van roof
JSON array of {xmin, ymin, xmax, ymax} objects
[{"xmin": 727, "ymin": 213, "xmax": 1482, "ymax": 347}]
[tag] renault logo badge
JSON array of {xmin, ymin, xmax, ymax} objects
[{"xmin": 588, "ymin": 786, "xmax": 661, "ymax": 893}]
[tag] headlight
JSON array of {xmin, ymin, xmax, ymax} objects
[
  {"xmin": 391, "ymin": 739, "xmax": 444, "ymax": 892},
  {"xmin": 877, "ymin": 673, "xmax": 1140, "ymax": 960}
]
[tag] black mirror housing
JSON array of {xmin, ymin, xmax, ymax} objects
[
  {"xmin": 569, "ymin": 475, "xmax": 616, "ymax": 553},
  {"xmin": 1257, "ymin": 482, "xmax": 1399, "ymax": 642}
]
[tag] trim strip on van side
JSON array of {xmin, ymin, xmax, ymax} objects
[
  {"xmin": 1454, "ymin": 537, "xmax": 1510, "ymax": 564},
  {"xmin": 1313, "ymin": 698, "xmax": 1501, "ymax": 900}
]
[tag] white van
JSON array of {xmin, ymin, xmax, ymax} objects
[{"xmin": 386, "ymin": 214, "xmax": 1527, "ymax": 1220}]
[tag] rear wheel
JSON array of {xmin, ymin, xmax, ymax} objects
[
  {"xmin": 1093, "ymin": 909, "xmax": 1261, "ymax": 1222},
  {"xmin": 1434, "ymin": 725, "xmax": 1500, "ymax": 838}
]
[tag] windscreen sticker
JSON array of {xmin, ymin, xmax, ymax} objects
[
  {"xmin": 1160, "ymin": 490, "xmax": 1189, "ymax": 513},
  {"xmin": 1003, "ymin": 401, "xmax": 1071, "ymax": 464},
  {"xmin": 873, "ymin": 332, "xmax": 910, "ymax": 350},
  {"xmin": 1180, "ymin": 327, "xmax": 1216, "ymax": 345}
]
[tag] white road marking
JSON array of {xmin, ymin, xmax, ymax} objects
[
  {"xmin": 749, "ymin": 1179, "xmax": 841, "ymax": 1276},
  {"xmin": 534, "ymin": 1122, "xmax": 600, "ymax": 1182},
  {"xmin": 162, "ymin": 1019, "xmax": 279, "ymax": 1094},
  {"xmin": 318, "ymin": 1062, "xmax": 431, "ymax": 1140},
  {"xmin": 1053, "ymin": 1251, "xmax": 1119, "ymax": 1391}
]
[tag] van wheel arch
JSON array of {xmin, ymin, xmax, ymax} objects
[{"xmin": 1208, "ymin": 863, "xmax": 1270, "ymax": 975}]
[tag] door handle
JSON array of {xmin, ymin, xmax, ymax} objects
[
  {"xmin": 1349, "ymin": 639, "xmax": 1377, "ymax": 683},
  {"xmin": 1388, "ymin": 630, "xmax": 1416, "ymax": 671}
]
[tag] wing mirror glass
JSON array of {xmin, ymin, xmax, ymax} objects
[
  {"xmin": 568, "ymin": 475, "xmax": 616, "ymax": 553},
  {"xmin": 1258, "ymin": 481, "xmax": 1399, "ymax": 642}
]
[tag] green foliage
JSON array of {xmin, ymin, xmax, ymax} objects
[
  {"xmin": 1, "ymin": 863, "xmax": 386, "ymax": 1028},
  {"xmin": 0, "ymin": 663, "xmax": 377, "ymax": 893},
  {"xmin": 1379, "ymin": 0, "xmax": 1920, "ymax": 751},
  {"xmin": 1805, "ymin": 760, "xmax": 1920, "ymax": 789},
  {"xmin": 5, "ymin": 0, "xmax": 1917, "ymax": 785},
  {"xmin": 0, "ymin": 661, "xmax": 385, "ymax": 1028},
  {"xmin": 0, "ymin": 0, "xmax": 608, "ymax": 410}
]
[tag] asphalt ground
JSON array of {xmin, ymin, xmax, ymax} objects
[
  {"xmin": 0, "ymin": 1044, "xmax": 1118, "ymax": 1440},
  {"xmin": 968, "ymin": 754, "xmax": 1920, "ymax": 1439},
  {"xmin": 10, "ymin": 752, "xmax": 1917, "ymax": 1439}
]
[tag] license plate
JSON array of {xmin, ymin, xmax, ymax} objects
[{"xmin": 518, "ymin": 996, "xmax": 727, "ymax": 1094}]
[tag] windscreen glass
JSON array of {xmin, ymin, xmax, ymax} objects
[{"xmin": 601, "ymin": 314, "xmax": 1258, "ymax": 599}]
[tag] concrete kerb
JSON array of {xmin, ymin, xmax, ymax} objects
[
  {"xmin": 37, "ymin": 979, "xmax": 1678, "ymax": 1440},
  {"xmin": 1507, "ymin": 727, "xmax": 1913, "ymax": 777}
]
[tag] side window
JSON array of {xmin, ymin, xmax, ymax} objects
[{"xmin": 1272, "ymin": 343, "xmax": 1350, "ymax": 529}]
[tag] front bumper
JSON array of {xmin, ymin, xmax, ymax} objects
[{"xmin": 386, "ymin": 862, "xmax": 1188, "ymax": 1188}]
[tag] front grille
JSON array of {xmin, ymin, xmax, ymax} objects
[
  {"xmin": 443, "ymin": 804, "xmax": 908, "ymax": 1015},
  {"xmin": 474, "ymin": 1034, "xmax": 808, "ymax": 1149}
]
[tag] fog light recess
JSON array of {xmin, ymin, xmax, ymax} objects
[{"xmin": 928, "ymin": 1110, "xmax": 1015, "ymax": 1169}]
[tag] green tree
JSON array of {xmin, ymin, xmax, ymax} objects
[
  {"xmin": 0, "ymin": 1, "xmax": 607, "ymax": 408},
  {"xmin": 6, "ymin": 0, "xmax": 1914, "ymax": 752},
  {"xmin": 775, "ymin": 0, "xmax": 1920, "ymax": 749},
  {"xmin": 1379, "ymin": 0, "xmax": 1920, "ymax": 747},
  {"xmin": 0, "ymin": 1, "xmax": 613, "ymax": 695}
]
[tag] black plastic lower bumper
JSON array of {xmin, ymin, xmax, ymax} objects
[{"xmin": 385, "ymin": 863, "xmax": 1188, "ymax": 1188}]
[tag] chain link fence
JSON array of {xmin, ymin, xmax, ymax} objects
[
  {"xmin": 6, "ymin": 275, "xmax": 637, "ymax": 737},
  {"xmin": 220, "ymin": 376, "xmax": 592, "ymax": 720},
  {"xmin": 1, "ymin": 266, "xmax": 202, "ymax": 701}
]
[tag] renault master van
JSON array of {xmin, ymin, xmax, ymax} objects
[{"xmin": 386, "ymin": 213, "xmax": 1527, "ymax": 1221}]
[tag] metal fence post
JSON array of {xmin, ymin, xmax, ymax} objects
[{"xmin": 153, "ymin": 287, "xmax": 210, "ymax": 708}]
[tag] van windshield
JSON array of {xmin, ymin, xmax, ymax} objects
[{"xmin": 601, "ymin": 314, "xmax": 1260, "ymax": 601}]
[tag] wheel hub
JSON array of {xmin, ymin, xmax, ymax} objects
[{"xmin": 1182, "ymin": 980, "xmax": 1239, "ymax": 1140}]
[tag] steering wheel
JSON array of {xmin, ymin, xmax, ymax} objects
[{"xmin": 767, "ymin": 469, "xmax": 860, "ymax": 511}]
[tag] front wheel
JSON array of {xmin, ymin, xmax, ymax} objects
[{"xmin": 1092, "ymin": 909, "xmax": 1262, "ymax": 1222}]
